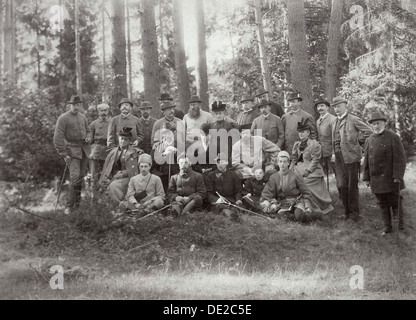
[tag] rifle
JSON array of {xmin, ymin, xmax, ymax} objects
[
  {"xmin": 216, "ymin": 192, "xmax": 271, "ymax": 221},
  {"xmin": 55, "ymin": 162, "xmax": 68, "ymax": 211},
  {"xmin": 288, "ymin": 194, "xmax": 303, "ymax": 214}
]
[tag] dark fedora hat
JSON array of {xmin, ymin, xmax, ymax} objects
[
  {"xmin": 239, "ymin": 123, "xmax": 252, "ymax": 132},
  {"xmin": 161, "ymin": 101, "xmax": 176, "ymax": 111},
  {"xmin": 211, "ymin": 101, "xmax": 226, "ymax": 112},
  {"xmin": 254, "ymin": 88, "xmax": 268, "ymax": 98},
  {"xmin": 297, "ymin": 119, "xmax": 311, "ymax": 132},
  {"xmin": 188, "ymin": 95, "xmax": 202, "ymax": 104},
  {"xmin": 287, "ymin": 92, "xmax": 303, "ymax": 102},
  {"xmin": 117, "ymin": 126, "xmax": 133, "ymax": 138},
  {"xmin": 139, "ymin": 101, "xmax": 153, "ymax": 109},
  {"xmin": 240, "ymin": 94, "xmax": 254, "ymax": 103},
  {"xmin": 256, "ymin": 98, "xmax": 271, "ymax": 108},
  {"xmin": 368, "ymin": 112, "xmax": 387, "ymax": 124},
  {"xmin": 314, "ymin": 97, "xmax": 330, "ymax": 108},
  {"xmin": 159, "ymin": 93, "xmax": 173, "ymax": 101},
  {"xmin": 331, "ymin": 96, "xmax": 348, "ymax": 107},
  {"xmin": 118, "ymin": 98, "xmax": 134, "ymax": 109},
  {"xmin": 68, "ymin": 95, "xmax": 83, "ymax": 104}
]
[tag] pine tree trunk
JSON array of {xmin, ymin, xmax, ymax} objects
[
  {"xmin": 126, "ymin": 0, "xmax": 132, "ymax": 99},
  {"xmin": 101, "ymin": 0, "xmax": 106, "ymax": 102},
  {"xmin": 172, "ymin": 0, "xmax": 190, "ymax": 113},
  {"xmin": 0, "ymin": 0, "xmax": 3, "ymax": 79},
  {"xmin": 325, "ymin": 0, "xmax": 343, "ymax": 104},
  {"xmin": 287, "ymin": 0, "xmax": 313, "ymax": 115},
  {"xmin": 254, "ymin": 0, "xmax": 272, "ymax": 94},
  {"xmin": 59, "ymin": 0, "xmax": 65, "ymax": 102},
  {"xmin": 140, "ymin": 0, "xmax": 161, "ymax": 117},
  {"xmin": 195, "ymin": 0, "xmax": 209, "ymax": 111},
  {"xmin": 75, "ymin": 0, "xmax": 82, "ymax": 97},
  {"xmin": 3, "ymin": 0, "xmax": 15, "ymax": 84},
  {"xmin": 112, "ymin": 0, "xmax": 128, "ymax": 108}
]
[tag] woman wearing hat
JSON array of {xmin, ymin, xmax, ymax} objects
[
  {"xmin": 107, "ymin": 98, "xmax": 144, "ymax": 149},
  {"xmin": 290, "ymin": 120, "xmax": 334, "ymax": 215},
  {"xmin": 363, "ymin": 112, "xmax": 407, "ymax": 235},
  {"xmin": 99, "ymin": 127, "xmax": 143, "ymax": 203},
  {"xmin": 260, "ymin": 151, "xmax": 321, "ymax": 222}
]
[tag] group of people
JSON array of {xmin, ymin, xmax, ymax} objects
[{"xmin": 53, "ymin": 90, "xmax": 407, "ymax": 235}]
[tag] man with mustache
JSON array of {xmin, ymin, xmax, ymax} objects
[
  {"xmin": 253, "ymin": 88, "xmax": 284, "ymax": 118},
  {"xmin": 363, "ymin": 112, "xmax": 406, "ymax": 235},
  {"xmin": 159, "ymin": 93, "xmax": 184, "ymax": 120},
  {"xmin": 138, "ymin": 101, "xmax": 157, "ymax": 155},
  {"xmin": 107, "ymin": 98, "xmax": 144, "ymax": 149},
  {"xmin": 183, "ymin": 95, "xmax": 214, "ymax": 145},
  {"xmin": 236, "ymin": 95, "xmax": 259, "ymax": 127},
  {"xmin": 251, "ymin": 99, "xmax": 284, "ymax": 149}
]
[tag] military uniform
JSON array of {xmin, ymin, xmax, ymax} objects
[
  {"xmin": 90, "ymin": 116, "xmax": 110, "ymax": 182},
  {"xmin": 138, "ymin": 116, "xmax": 156, "ymax": 154}
]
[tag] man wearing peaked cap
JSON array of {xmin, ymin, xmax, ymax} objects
[
  {"xmin": 89, "ymin": 103, "xmax": 111, "ymax": 184},
  {"xmin": 236, "ymin": 94, "xmax": 259, "ymax": 127},
  {"xmin": 100, "ymin": 127, "xmax": 144, "ymax": 204},
  {"xmin": 107, "ymin": 97, "xmax": 144, "ymax": 149},
  {"xmin": 251, "ymin": 98, "xmax": 284, "ymax": 149},
  {"xmin": 363, "ymin": 111, "xmax": 407, "ymax": 235},
  {"xmin": 183, "ymin": 95, "xmax": 214, "ymax": 144},
  {"xmin": 331, "ymin": 96, "xmax": 372, "ymax": 223},
  {"xmin": 253, "ymin": 88, "xmax": 284, "ymax": 118},
  {"xmin": 281, "ymin": 91, "xmax": 317, "ymax": 153},
  {"xmin": 159, "ymin": 93, "xmax": 184, "ymax": 120},
  {"xmin": 138, "ymin": 101, "xmax": 157, "ymax": 154},
  {"xmin": 54, "ymin": 95, "xmax": 91, "ymax": 215}
]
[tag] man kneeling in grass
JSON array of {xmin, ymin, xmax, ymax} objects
[
  {"xmin": 168, "ymin": 156, "xmax": 206, "ymax": 215},
  {"xmin": 260, "ymin": 151, "xmax": 321, "ymax": 222},
  {"xmin": 125, "ymin": 153, "xmax": 165, "ymax": 213}
]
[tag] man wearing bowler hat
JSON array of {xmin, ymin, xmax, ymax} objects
[
  {"xmin": 159, "ymin": 93, "xmax": 184, "ymax": 120},
  {"xmin": 254, "ymin": 88, "xmax": 284, "ymax": 118},
  {"xmin": 107, "ymin": 98, "xmax": 144, "ymax": 149},
  {"xmin": 331, "ymin": 96, "xmax": 372, "ymax": 222},
  {"xmin": 251, "ymin": 98, "xmax": 284, "ymax": 149},
  {"xmin": 183, "ymin": 95, "xmax": 214, "ymax": 145},
  {"xmin": 138, "ymin": 101, "xmax": 157, "ymax": 154},
  {"xmin": 363, "ymin": 112, "xmax": 406, "ymax": 235},
  {"xmin": 53, "ymin": 95, "xmax": 91, "ymax": 214},
  {"xmin": 236, "ymin": 94, "xmax": 259, "ymax": 127},
  {"xmin": 281, "ymin": 91, "xmax": 317, "ymax": 154}
]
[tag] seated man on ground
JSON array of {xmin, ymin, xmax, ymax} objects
[
  {"xmin": 241, "ymin": 166, "xmax": 267, "ymax": 212},
  {"xmin": 168, "ymin": 156, "xmax": 206, "ymax": 215},
  {"xmin": 206, "ymin": 152, "xmax": 243, "ymax": 218},
  {"xmin": 99, "ymin": 127, "xmax": 143, "ymax": 203},
  {"xmin": 260, "ymin": 151, "xmax": 322, "ymax": 223},
  {"xmin": 125, "ymin": 153, "xmax": 165, "ymax": 213}
]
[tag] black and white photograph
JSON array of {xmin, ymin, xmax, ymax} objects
[{"xmin": 0, "ymin": 0, "xmax": 415, "ymax": 303}]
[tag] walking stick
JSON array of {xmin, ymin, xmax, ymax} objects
[{"xmin": 55, "ymin": 162, "xmax": 68, "ymax": 211}]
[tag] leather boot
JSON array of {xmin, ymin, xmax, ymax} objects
[
  {"xmin": 392, "ymin": 206, "xmax": 404, "ymax": 230},
  {"xmin": 380, "ymin": 206, "xmax": 392, "ymax": 235}
]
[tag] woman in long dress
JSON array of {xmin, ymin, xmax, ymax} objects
[{"xmin": 290, "ymin": 120, "xmax": 334, "ymax": 214}]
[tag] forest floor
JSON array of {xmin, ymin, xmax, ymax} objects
[{"xmin": 0, "ymin": 159, "xmax": 415, "ymax": 300}]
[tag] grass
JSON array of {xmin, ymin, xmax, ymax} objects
[{"xmin": 0, "ymin": 159, "xmax": 415, "ymax": 300}]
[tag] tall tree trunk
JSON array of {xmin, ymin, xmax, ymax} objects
[
  {"xmin": 3, "ymin": 0, "xmax": 15, "ymax": 84},
  {"xmin": 254, "ymin": 0, "xmax": 272, "ymax": 94},
  {"xmin": 74, "ymin": 0, "xmax": 82, "ymax": 97},
  {"xmin": 125, "ymin": 0, "xmax": 132, "ymax": 99},
  {"xmin": 0, "ymin": 0, "xmax": 3, "ymax": 79},
  {"xmin": 140, "ymin": 0, "xmax": 161, "ymax": 117},
  {"xmin": 159, "ymin": 0, "xmax": 164, "ymax": 52},
  {"xmin": 325, "ymin": 0, "xmax": 343, "ymax": 104},
  {"xmin": 172, "ymin": 0, "xmax": 190, "ymax": 113},
  {"xmin": 287, "ymin": 0, "xmax": 313, "ymax": 115},
  {"xmin": 102, "ymin": 0, "xmax": 106, "ymax": 102},
  {"xmin": 195, "ymin": 0, "xmax": 209, "ymax": 111},
  {"xmin": 112, "ymin": 0, "xmax": 128, "ymax": 108}
]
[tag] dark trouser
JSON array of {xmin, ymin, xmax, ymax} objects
[
  {"xmin": 89, "ymin": 159, "xmax": 105, "ymax": 183},
  {"xmin": 375, "ymin": 191, "xmax": 404, "ymax": 231},
  {"xmin": 334, "ymin": 151, "xmax": 360, "ymax": 220},
  {"xmin": 321, "ymin": 156, "xmax": 335, "ymax": 176},
  {"xmin": 67, "ymin": 150, "xmax": 89, "ymax": 208}
]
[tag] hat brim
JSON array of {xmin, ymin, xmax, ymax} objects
[
  {"xmin": 368, "ymin": 118, "xmax": 387, "ymax": 124},
  {"xmin": 118, "ymin": 102, "xmax": 133, "ymax": 108},
  {"xmin": 240, "ymin": 99, "xmax": 253, "ymax": 103},
  {"xmin": 188, "ymin": 100, "xmax": 202, "ymax": 103},
  {"xmin": 314, "ymin": 101, "xmax": 330, "ymax": 108},
  {"xmin": 254, "ymin": 90, "xmax": 268, "ymax": 97},
  {"xmin": 331, "ymin": 100, "xmax": 347, "ymax": 107},
  {"xmin": 68, "ymin": 100, "xmax": 83, "ymax": 104},
  {"xmin": 161, "ymin": 105, "xmax": 176, "ymax": 110},
  {"xmin": 257, "ymin": 102, "xmax": 271, "ymax": 108},
  {"xmin": 159, "ymin": 97, "xmax": 173, "ymax": 101},
  {"xmin": 287, "ymin": 97, "xmax": 303, "ymax": 102}
]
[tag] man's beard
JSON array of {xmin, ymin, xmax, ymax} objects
[
  {"xmin": 142, "ymin": 112, "xmax": 149, "ymax": 119},
  {"xmin": 189, "ymin": 108, "xmax": 201, "ymax": 119}
]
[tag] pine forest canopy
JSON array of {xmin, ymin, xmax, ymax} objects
[{"xmin": 0, "ymin": 0, "xmax": 415, "ymax": 180}]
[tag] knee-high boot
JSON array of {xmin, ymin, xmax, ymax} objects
[{"xmin": 380, "ymin": 206, "xmax": 392, "ymax": 234}]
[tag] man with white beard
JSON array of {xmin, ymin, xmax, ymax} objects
[{"xmin": 183, "ymin": 95, "xmax": 213, "ymax": 146}]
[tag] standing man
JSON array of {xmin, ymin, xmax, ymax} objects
[
  {"xmin": 251, "ymin": 99, "xmax": 284, "ymax": 149},
  {"xmin": 138, "ymin": 101, "xmax": 157, "ymax": 154},
  {"xmin": 89, "ymin": 103, "xmax": 111, "ymax": 184},
  {"xmin": 159, "ymin": 93, "xmax": 184, "ymax": 120},
  {"xmin": 236, "ymin": 95, "xmax": 259, "ymax": 127},
  {"xmin": 332, "ymin": 96, "xmax": 372, "ymax": 222},
  {"xmin": 53, "ymin": 95, "xmax": 91, "ymax": 214},
  {"xmin": 254, "ymin": 88, "xmax": 284, "ymax": 118},
  {"xmin": 363, "ymin": 112, "xmax": 406, "ymax": 235},
  {"xmin": 107, "ymin": 98, "xmax": 144, "ymax": 149},
  {"xmin": 282, "ymin": 92, "xmax": 317, "ymax": 153},
  {"xmin": 183, "ymin": 95, "xmax": 214, "ymax": 145},
  {"xmin": 315, "ymin": 97, "xmax": 337, "ymax": 176}
]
